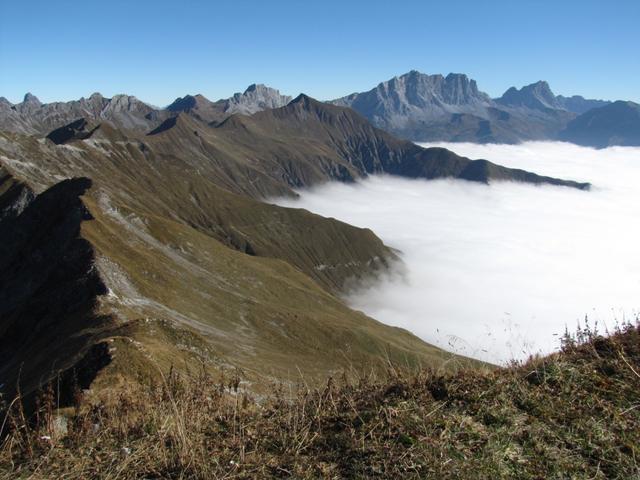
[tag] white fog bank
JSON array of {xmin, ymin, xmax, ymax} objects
[{"xmin": 275, "ymin": 142, "xmax": 640, "ymax": 363}]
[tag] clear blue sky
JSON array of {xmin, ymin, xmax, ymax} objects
[{"xmin": 1, "ymin": 0, "xmax": 638, "ymax": 106}]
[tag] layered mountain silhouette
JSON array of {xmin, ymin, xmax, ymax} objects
[
  {"xmin": 3, "ymin": 74, "xmax": 633, "ymax": 147},
  {"xmin": 0, "ymin": 92, "xmax": 162, "ymax": 135},
  {"xmin": 0, "ymin": 85, "xmax": 590, "ymax": 407},
  {"xmin": 167, "ymin": 84, "xmax": 292, "ymax": 124},
  {"xmin": 0, "ymin": 84, "xmax": 292, "ymax": 135},
  {"xmin": 559, "ymin": 101, "xmax": 640, "ymax": 148},
  {"xmin": 331, "ymin": 71, "xmax": 617, "ymax": 144},
  {"xmin": 496, "ymin": 81, "xmax": 609, "ymax": 114}
]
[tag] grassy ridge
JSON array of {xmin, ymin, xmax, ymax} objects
[{"xmin": 2, "ymin": 323, "xmax": 638, "ymax": 479}]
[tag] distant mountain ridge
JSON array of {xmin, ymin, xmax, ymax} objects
[
  {"xmin": 559, "ymin": 100, "xmax": 640, "ymax": 148},
  {"xmin": 331, "ymin": 71, "xmax": 616, "ymax": 144},
  {"xmin": 2, "ymin": 73, "xmax": 631, "ymax": 146},
  {"xmin": 496, "ymin": 81, "xmax": 610, "ymax": 114},
  {"xmin": 331, "ymin": 71, "xmax": 494, "ymax": 134},
  {"xmin": 0, "ymin": 84, "xmax": 292, "ymax": 135},
  {"xmin": 0, "ymin": 92, "xmax": 163, "ymax": 135},
  {"xmin": 167, "ymin": 84, "xmax": 291, "ymax": 124}
]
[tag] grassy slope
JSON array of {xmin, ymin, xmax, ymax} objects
[
  {"xmin": 83, "ymin": 194, "xmax": 466, "ymax": 386},
  {"xmin": 2, "ymin": 324, "xmax": 638, "ymax": 479},
  {"xmin": 0, "ymin": 162, "xmax": 474, "ymax": 407},
  {"xmin": 0, "ymin": 130, "xmax": 396, "ymax": 293}
]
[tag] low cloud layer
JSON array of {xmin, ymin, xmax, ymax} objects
[{"xmin": 275, "ymin": 142, "xmax": 640, "ymax": 363}]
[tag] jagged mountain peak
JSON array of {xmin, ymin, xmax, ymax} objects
[
  {"xmin": 497, "ymin": 81, "xmax": 563, "ymax": 110},
  {"xmin": 225, "ymin": 84, "xmax": 292, "ymax": 115},
  {"xmin": 379, "ymin": 71, "xmax": 486, "ymax": 102},
  {"xmin": 330, "ymin": 70, "xmax": 493, "ymax": 136},
  {"xmin": 243, "ymin": 83, "xmax": 271, "ymax": 93},
  {"xmin": 289, "ymin": 93, "xmax": 316, "ymax": 105},
  {"xmin": 278, "ymin": 93, "xmax": 349, "ymax": 121},
  {"xmin": 166, "ymin": 93, "xmax": 213, "ymax": 112},
  {"xmin": 23, "ymin": 92, "xmax": 41, "ymax": 105}
]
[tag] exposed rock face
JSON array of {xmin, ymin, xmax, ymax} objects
[
  {"xmin": 496, "ymin": 81, "xmax": 564, "ymax": 110},
  {"xmin": 559, "ymin": 101, "xmax": 640, "ymax": 148},
  {"xmin": 167, "ymin": 84, "xmax": 292, "ymax": 123},
  {"xmin": 556, "ymin": 95, "xmax": 611, "ymax": 115},
  {"xmin": 223, "ymin": 84, "xmax": 292, "ymax": 115},
  {"xmin": 496, "ymin": 82, "xmax": 611, "ymax": 115},
  {"xmin": 331, "ymin": 71, "xmax": 614, "ymax": 144},
  {"xmin": 0, "ymin": 77, "xmax": 626, "ymax": 145},
  {"xmin": 0, "ymin": 93, "xmax": 164, "ymax": 135},
  {"xmin": 332, "ymin": 71, "xmax": 493, "ymax": 134}
]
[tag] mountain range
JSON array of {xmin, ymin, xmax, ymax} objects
[
  {"xmin": 0, "ymin": 81, "xmax": 594, "ymax": 408},
  {"xmin": 3, "ymin": 72, "xmax": 636, "ymax": 148},
  {"xmin": 331, "ymin": 71, "xmax": 637, "ymax": 146}
]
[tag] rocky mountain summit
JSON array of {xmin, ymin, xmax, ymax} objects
[
  {"xmin": 496, "ymin": 81, "xmax": 564, "ymax": 110},
  {"xmin": 496, "ymin": 81, "xmax": 610, "ymax": 114},
  {"xmin": 0, "ymin": 92, "xmax": 162, "ymax": 135},
  {"xmin": 224, "ymin": 83, "xmax": 292, "ymax": 115},
  {"xmin": 331, "ymin": 71, "xmax": 616, "ymax": 144},
  {"xmin": 167, "ymin": 84, "xmax": 291, "ymax": 123},
  {"xmin": 3, "ymin": 75, "xmax": 630, "ymax": 146},
  {"xmin": 0, "ymin": 84, "xmax": 292, "ymax": 136},
  {"xmin": 331, "ymin": 71, "xmax": 493, "ymax": 135}
]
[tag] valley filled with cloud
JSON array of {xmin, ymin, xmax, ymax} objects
[{"xmin": 277, "ymin": 142, "xmax": 640, "ymax": 363}]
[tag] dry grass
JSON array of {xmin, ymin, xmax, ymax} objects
[{"xmin": 1, "ymin": 322, "xmax": 639, "ymax": 479}]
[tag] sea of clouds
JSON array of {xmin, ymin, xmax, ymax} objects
[{"xmin": 275, "ymin": 142, "xmax": 640, "ymax": 363}]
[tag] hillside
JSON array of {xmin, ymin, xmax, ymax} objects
[
  {"xmin": 0, "ymin": 165, "xmax": 464, "ymax": 410},
  {"xmin": 213, "ymin": 94, "xmax": 589, "ymax": 189},
  {"xmin": 0, "ymin": 90, "xmax": 588, "ymax": 410},
  {"xmin": 559, "ymin": 101, "xmax": 640, "ymax": 148},
  {"xmin": 2, "ymin": 323, "xmax": 638, "ymax": 478}
]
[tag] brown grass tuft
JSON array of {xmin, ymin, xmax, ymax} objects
[{"xmin": 1, "ymin": 322, "xmax": 639, "ymax": 479}]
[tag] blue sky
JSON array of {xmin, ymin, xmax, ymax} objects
[{"xmin": 1, "ymin": 0, "xmax": 638, "ymax": 106}]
